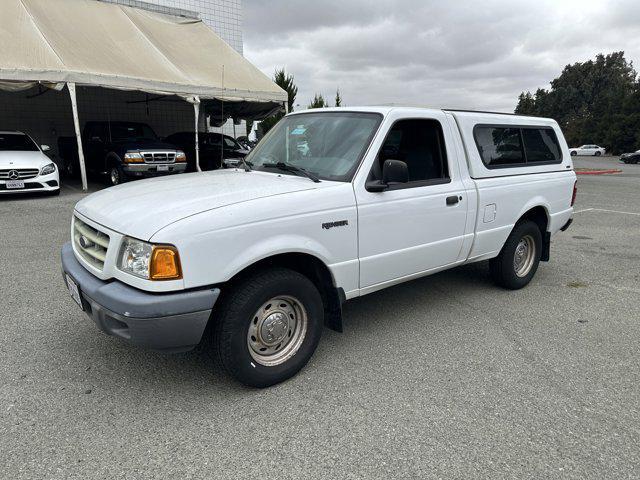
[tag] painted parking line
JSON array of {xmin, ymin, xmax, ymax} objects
[{"xmin": 574, "ymin": 208, "xmax": 640, "ymax": 216}]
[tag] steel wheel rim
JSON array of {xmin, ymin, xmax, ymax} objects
[
  {"xmin": 514, "ymin": 234, "xmax": 536, "ymax": 277},
  {"xmin": 247, "ymin": 295, "xmax": 308, "ymax": 367},
  {"xmin": 111, "ymin": 168, "xmax": 119, "ymax": 185}
]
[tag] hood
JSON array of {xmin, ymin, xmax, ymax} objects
[
  {"xmin": 112, "ymin": 139, "xmax": 178, "ymax": 151},
  {"xmin": 75, "ymin": 170, "xmax": 326, "ymax": 240},
  {"xmin": 0, "ymin": 151, "xmax": 50, "ymax": 169}
]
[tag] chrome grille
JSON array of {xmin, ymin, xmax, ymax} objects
[
  {"xmin": 141, "ymin": 151, "xmax": 176, "ymax": 163},
  {"xmin": 0, "ymin": 168, "xmax": 40, "ymax": 179},
  {"xmin": 73, "ymin": 217, "xmax": 110, "ymax": 271}
]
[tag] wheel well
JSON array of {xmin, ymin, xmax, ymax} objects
[
  {"xmin": 225, "ymin": 253, "xmax": 344, "ymax": 332},
  {"xmin": 518, "ymin": 206, "xmax": 550, "ymax": 261}
]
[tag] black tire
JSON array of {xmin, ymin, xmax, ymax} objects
[
  {"xmin": 595, "ymin": 151, "xmax": 602, "ymax": 156},
  {"xmin": 489, "ymin": 220, "xmax": 542, "ymax": 290},
  {"xmin": 109, "ymin": 166, "xmax": 126, "ymax": 186},
  {"xmin": 570, "ymin": 151, "xmax": 577, "ymax": 156},
  {"xmin": 213, "ymin": 268, "xmax": 324, "ymax": 388}
]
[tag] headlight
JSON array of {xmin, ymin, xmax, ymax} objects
[
  {"xmin": 40, "ymin": 163, "xmax": 56, "ymax": 176},
  {"xmin": 175, "ymin": 151, "xmax": 187, "ymax": 162},
  {"xmin": 124, "ymin": 152, "xmax": 144, "ymax": 163},
  {"xmin": 118, "ymin": 237, "xmax": 182, "ymax": 281}
]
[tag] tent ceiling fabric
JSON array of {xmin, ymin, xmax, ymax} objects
[{"xmin": 0, "ymin": 0, "xmax": 286, "ymax": 104}]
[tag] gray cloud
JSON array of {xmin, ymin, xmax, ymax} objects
[{"xmin": 244, "ymin": 0, "xmax": 640, "ymax": 111}]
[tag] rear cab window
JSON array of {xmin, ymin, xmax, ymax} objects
[{"xmin": 474, "ymin": 125, "xmax": 562, "ymax": 168}]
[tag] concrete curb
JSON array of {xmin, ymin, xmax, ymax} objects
[{"xmin": 575, "ymin": 169, "xmax": 622, "ymax": 175}]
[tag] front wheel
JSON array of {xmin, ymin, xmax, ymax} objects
[
  {"xmin": 595, "ymin": 151, "xmax": 602, "ymax": 156},
  {"xmin": 570, "ymin": 151, "xmax": 577, "ymax": 156},
  {"xmin": 489, "ymin": 220, "xmax": 542, "ymax": 290},
  {"xmin": 109, "ymin": 166, "xmax": 126, "ymax": 186},
  {"xmin": 212, "ymin": 268, "xmax": 324, "ymax": 388}
]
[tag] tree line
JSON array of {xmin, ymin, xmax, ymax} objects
[
  {"xmin": 515, "ymin": 51, "xmax": 640, "ymax": 154},
  {"xmin": 256, "ymin": 68, "xmax": 343, "ymax": 136}
]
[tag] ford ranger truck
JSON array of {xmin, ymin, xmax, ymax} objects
[
  {"xmin": 58, "ymin": 121, "xmax": 187, "ymax": 186},
  {"xmin": 61, "ymin": 107, "xmax": 576, "ymax": 388}
]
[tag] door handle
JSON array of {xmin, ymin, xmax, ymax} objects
[{"xmin": 446, "ymin": 195, "xmax": 461, "ymax": 206}]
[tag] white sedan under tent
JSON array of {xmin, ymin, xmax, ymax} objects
[{"xmin": 0, "ymin": 0, "xmax": 287, "ymax": 191}]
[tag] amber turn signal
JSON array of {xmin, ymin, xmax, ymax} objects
[{"xmin": 150, "ymin": 246, "xmax": 182, "ymax": 280}]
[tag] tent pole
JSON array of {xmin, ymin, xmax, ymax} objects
[
  {"xmin": 68, "ymin": 83, "xmax": 88, "ymax": 192},
  {"xmin": 193, "ymin": 96, "xmax": 201, "ymax": 172}
]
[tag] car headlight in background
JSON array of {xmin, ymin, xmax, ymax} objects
[
  {"xmin": 124, "ymin": 152, "xmax": 144, "ymax": 163},
  {"xmin": 40, "ymin": 163, "xmax": 56, "ymax": 176},
  {"xmin": 118, "ymin": 237, "xmax": 182, "ymax": 281},
  {"xmin": 175, "ymin": 151, "xmax": 187, "ymax": 163}
]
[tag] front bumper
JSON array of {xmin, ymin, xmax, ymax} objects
[
  {"xmin": 61, "ymin": 242, "xmax": 219, "ymax": 352},
  {"xmin": 123, "ymin": 163, "xmax": 187, "ymax": 176},
  {"xmin": 0, "ymin": 173, "xmax": 60, "ymax": 194}
]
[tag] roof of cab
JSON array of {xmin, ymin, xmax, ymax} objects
[
  {"xmin": 286, "ymin": 106, "xmax": 555, "ymax": 124},
  {"xmin": 0, "ymin": 130, "xmax": 24, "ymax": 135}
]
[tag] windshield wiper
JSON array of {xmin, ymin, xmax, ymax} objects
[
  {"xmin": 262, "ymin": 162, "xmax": 321, "ymax": 183},
  {"xmin": 241, "ymin": 158, "xmax": 253, "ymax": 172}
]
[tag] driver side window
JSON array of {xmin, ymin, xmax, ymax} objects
[{"xmin": 370, "ymin": 119, "xmax": 450, "ymax": 186}]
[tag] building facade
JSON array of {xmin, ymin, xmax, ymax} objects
[{"xmin": 100, "ymin": 0, "xmax": 243, "ymax": 54}]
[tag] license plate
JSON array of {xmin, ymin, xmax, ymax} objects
[
  {"xmin": 157, "ymin": 165, "xmax": 169, "ymax": 172},
  {"xmin": 6, "ymin": 180, "xmax": 24, "ymax": 189},
  {"xmin": 66, "ymin": 274, "xmax": 84, "ymax": 310}
]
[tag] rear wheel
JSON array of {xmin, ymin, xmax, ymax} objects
[
  {"xmin": 570, "ymin": 151, "xmax": 577, "ymax": 156},
  {"xmin": 490, "ymin": 220, "xmax": 542, "ymax": 290},
  {"xmin": 212, "ymin": 268, "xmax": 323, "ymax": 388}
]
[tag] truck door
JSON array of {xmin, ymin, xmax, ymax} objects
[
  {"xmin": 355, "ymin": 111, "xmax": 468, "ymax": 290},
  {"xmin": 84, "ymin": 123, "xmax": 108, "ymax": 173}
]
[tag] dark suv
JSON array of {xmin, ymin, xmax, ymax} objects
[{"xmin": 164, "ymin": 132, "xmax": 249, "ymax": 172}]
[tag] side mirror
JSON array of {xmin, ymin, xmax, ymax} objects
[
  {"xmin": 382, "ymin": 159, "xmax": 409, "ymax": 184},
  {"xmin": 41, "ymin": 144, "xmax": 50, "ymax": 152},
  {"xmin": 366, "ymin": 159, "xmax": 409, "ymax": 192}
]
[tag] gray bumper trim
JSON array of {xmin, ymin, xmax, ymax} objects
[{"xmin": 61, "ymin": 242, "xmax": 219, "ymax": 351}]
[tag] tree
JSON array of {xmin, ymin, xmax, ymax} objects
[
  {"xmin": 515, "ymin": 52, "xmax": 640, "ymax": 153},
  {"xmin": 260, "ymin": 68, "xmax": 298, "ymax": 135},
  {"xmin": 335, "ymin": 89, "xmax": 343, "ymax": 107},
  {"xmin": 308, "ymin": 93, "xmax": 328, "ymax": 109}
]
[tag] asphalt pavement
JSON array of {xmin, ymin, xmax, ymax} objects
[{"xmin": 1, "ymin": 156, "xmax": 638, "ymax": 479}]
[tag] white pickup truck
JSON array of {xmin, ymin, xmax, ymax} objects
[{"xmin": 61, "ymin": 107, "xmax": 576, "ymax": 387}]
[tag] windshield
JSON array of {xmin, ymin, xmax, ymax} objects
[
  {"xmin": 0, "ymin": 133, "xmax": 39, "ymax": 152},
  {"xmin": 247, "ymin": 112, "xmax": 382, "ymax": 182},
  {"xmin": 110, "ymin": 124, "xmax": 158, "ymax": 142}
]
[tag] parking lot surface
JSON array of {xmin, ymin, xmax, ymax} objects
[{"xmin": 1, "ymin": 157, "xmax": 639, "ymax": 479}]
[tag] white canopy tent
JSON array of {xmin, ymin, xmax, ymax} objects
[{"xmin": 0, "ymin": 0, "xmax": 287, "ymax": 190}]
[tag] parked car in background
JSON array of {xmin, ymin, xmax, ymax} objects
[
  {"xmin": 61, "ymin": 107, "xmax": 576, "ymax": 388},
  {"xmin": 164, "ymin": 132, "xmax": 249, "ymax": 172},
  {"xmin": 0, "ymin": 131, "xmax": 59, "ymax": 195},
  {"xmin": 59, "ymin": 122, "xmax": 186, "ymax": 186},
  {"xmin": 235, "ymin": 136, "xmax": 255, "ymax": 150},
  {"xmin": 569, "ymin": 144, "xmax": 606, "ymax": 156},
  {"xmin": 620, "ymin": 150, "xmax": 640, "ymax": 164}
]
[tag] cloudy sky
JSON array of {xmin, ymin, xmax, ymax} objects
[{"xmin": 244, "ymin": 0, "xmax": 640, "ymax": 112}]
